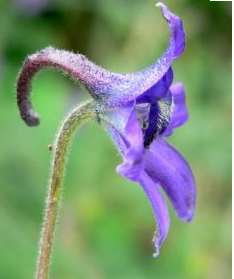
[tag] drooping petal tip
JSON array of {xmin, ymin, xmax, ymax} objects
[
  {"xmin": 153, "ymin": 251, "xmax": 160, "ymax": 258},
  {"xmin": 152, "ymin": 233, "xmax": 161, "ymax": 258}
]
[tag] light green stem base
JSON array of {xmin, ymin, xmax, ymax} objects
[{"xmin": 36, "ymin": 101, "xmax": 95, "ymax": 279}]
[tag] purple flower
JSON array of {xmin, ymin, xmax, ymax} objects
[{"xmin": 17, "ymin": 3, "xmax": 196, "ymax": 257}]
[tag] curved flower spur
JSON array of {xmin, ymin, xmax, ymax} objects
[{"xmin": 16, "ymin": 2, "xmax": 196, "ymax": 278}]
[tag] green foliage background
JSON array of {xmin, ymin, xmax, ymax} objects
[{"xmin": 0, "ymin": 0, "xmax": 231, "ymax": 278}]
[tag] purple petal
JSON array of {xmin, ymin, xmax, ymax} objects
[
  {"xmin": 104, "ymin": 2, "xmax": 185, "ymax": 106},
  {"xmin": 142, "ymin": 90, "xmax": 172, "ymax": 147},
  {"xmin": 156, "ymin": 2, "xmax": 185, "ymax": 59},
  {"xmin": 136, "ymin": 67, "xmax": 173, "ymax": 103},
  {"xmin": 135, "ymin": 68, "xmax": 174, "ymax": 147},
  {"xmin": 100, "ymin": 2, "xmax": 185, "ymax": 106},
  {"xmin": 99, "ymin": 104, "xmax": 144, "ymax": 181},
  {"xmin": 145, "ymin": 137, "xmax": 196, "ymax": 222},
  {"xmin": 116, "ymin": 108, "xmax": 144, "ymax": 181},
  {"xmin": 121, "ymin": 2, "xmax": 186, "ymax": 103},
  {"xmin": 101, "ymin": 129, "xmax": 171, "ymax": 256},
  {"xmin": 163, "ymin": 82, "xmax": 188, "ymax": 136},
  {"xmin": 139, "ymin": 171, "xmax": 170, "ymax": 257}
]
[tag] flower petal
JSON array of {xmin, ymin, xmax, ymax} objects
[
  {"xmin": 136, "ymin": 67, "xmax": 173, "ymax": 103},
  {"xmin": 163, "ymin": 82, "xmax": 188, "ymax": 136},
  {"xmin": 156, "ymin": 2, "xmax": 185, "ymax": 59},
  {"xmin": 145, "ymin": 137, "xmax": 196, "ymax": 221},
  {"xmin": 96, "ymin": 2, "xmax": 185, "ymax": 107},
  {"xmin": 136, "ymin": 68, "xmax": 174, "ymax": 147},
  {"xmin": 99, "ymin": 104, "xmax": 144, "ymax": 181},
  {"xmin": 117, "ymin": 2, "xmax": 186, "ymax": 102},
  {"xmin": 116, "ymin": 108, "xmax": 144, "ymax": 181},
  {"xmin": 139, "ymin": 171, "xmax": 170, "ymax": 257},
  {"xmin": 102, "ymin": 3, "xmax": 186, "ymax": 106},
  {"xmin": 142, "ymin": 90, "xmax": 172, "ymax": 147}
]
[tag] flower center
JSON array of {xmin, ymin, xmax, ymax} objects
[{"xmin": 136, "ymin": 96, "xmax": 173, "ymax": 148}]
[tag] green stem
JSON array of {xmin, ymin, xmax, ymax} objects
[{"xmin": 36, "ymin": 101, "xmax": 95, "ymax": 279}]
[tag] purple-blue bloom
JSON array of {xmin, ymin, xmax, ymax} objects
[{"xmin": 17, "ymin": 2, "xmax": 196, "ymax": 257}]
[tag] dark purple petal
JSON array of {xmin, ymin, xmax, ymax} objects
[
  {"xmin": 145, "ymin": 137, "xmax": 196, "ymax": 222},
  {"xmin": 163, "ymin": 82, "xmax": 188, "ymax": 136},
  {"xmin": 136, "ymin": 67, "xmax": 173, "ymax": 103},
  {"xmin": 142, "ymin": 90, "xmax": 172, "ymax": 148},
  {"xmin": 135, "ymin": 68, "xmax": 174, "ymax": 147},
  {"xmin": 139, "ymin": 171, "xmax": 170, "ymax": 257}
]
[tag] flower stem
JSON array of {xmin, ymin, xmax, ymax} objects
[{"xmin": 36, "ymin": 101, "xmax": 95, "ymax": 279}]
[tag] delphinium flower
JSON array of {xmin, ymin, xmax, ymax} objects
[{"xmin": 16, "ymin": 2, "xmax": 196, "ymax": 278}]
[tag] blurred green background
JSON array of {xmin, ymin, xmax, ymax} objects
[{"xmin": 0, "ymin": 0, "xmax": 231, "ymax": 278}]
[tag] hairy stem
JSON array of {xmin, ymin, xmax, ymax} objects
[{"xmin": 36, "ymin": 101, "xmax": 95, "ymax": 279}]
